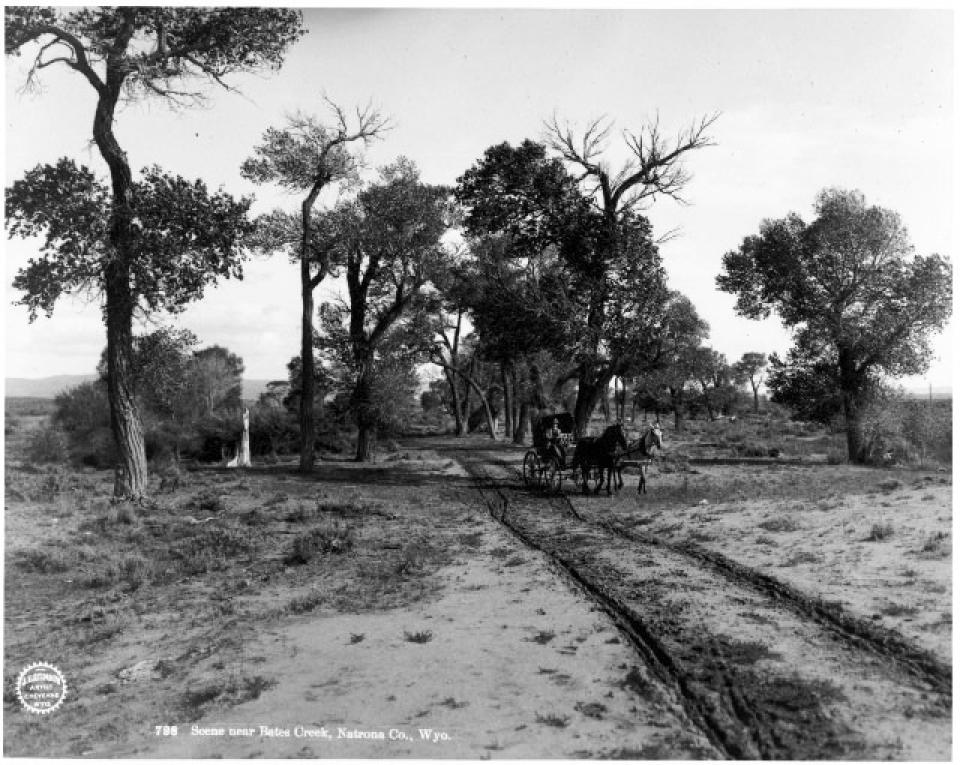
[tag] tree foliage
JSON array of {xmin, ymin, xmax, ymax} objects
[{"xmin": 7, "ymin": 159, "xmax": 253, "ymax": 320}]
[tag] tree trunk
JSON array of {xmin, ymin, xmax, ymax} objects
[
  {"xmin": 461, "ymin": 356, "xmax": 475, "ymax": 430},
  {"xmin": 843, "ymin": 393, "xmax": 867, "ymax": 464},
  {"xmin": 670, "ymin": 387, "xmax": 685, "ymax": 432},
  {"xmin": 751, "ymin": 382, "xmax": 760, "ymax": 414},
  {"xmin": 702, "ymin": 388, "xmax": 716, "ymax": 421},
  {"xmin": 299, "ymin": 259, "xmax": 317, "ymax": 471},
  {"xmin": 354, "ymin": 366, "xmax": 376, "ymax": 461},
  {"xmin": 511, "ymin": 368, "xmax": 521, "ymax": 434},
  {"xmin": 435, "ymin": 360, "xmax": 498, "ymax": 440},
  {"xmin": 444, "ymin": 369, "xmax": 465, "ymax": 436},
  {"xmin": 514, "ymin": 401, "xmax": 530, "ymax": 445},
  {"xmin": 838, "ymin": 349, "xmax": 867, "ymax": 464},
  {"xmin": 298, "ymin": 183, "xmax": 324, "ymax": 473},
  {"xmin": 104, "ymin": 262, "xmax": 148, "ymax": 500},
  {"xmin": 572, "ymin": 368, "xmax": 614, "ymax": 437},
  {"xmin": 501, "ymin": 363, "xmax": 513, "ymax": 439},
  {"xmin": 93, "ymin": 61, "xmax": 148, "ymax": 500},
  {"xmin": 529, "ymin": 363, "xmax": 546, "ymax": 410}
]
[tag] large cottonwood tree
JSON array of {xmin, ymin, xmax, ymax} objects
[
  {"xmin": 544, "ymin": 113, "xmax": 717, "ymax": 434},
  {"xmin": 241, "ymin": 103, "xmax": 388, "ymax": 472},
  {"xmin": 322, "ymin": 160, "xmax": 451, "ymax": 460},
  {"xmin": 5, "ymin": 6, "xmax": 304, "ymax": 498},
  {"xmin": 717, "ymin": 188, "xmax": 952, "ymax": 462}
]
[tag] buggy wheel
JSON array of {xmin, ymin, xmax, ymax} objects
[
  {"xmin": 545, "ymin": 458, "xmax": 564, "ymax": 494},
  {"xmin": 522, "ymin": 451, "xmax": 539, "ymax": 488}
]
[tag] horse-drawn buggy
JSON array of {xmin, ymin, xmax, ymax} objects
[
  {"xmin": 522, "ymin": 413, "xmax": 579, "ymax": 493},
  {"xmin": 522, "ymin": 413, "xmax": 664, "ymax": 495}
]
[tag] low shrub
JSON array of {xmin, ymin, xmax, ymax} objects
[
  {"xmin": 735, "ymin": 442, "xmax": 768, "ymax": 458},
  {"xmin": 826, "ymin": 448, "xmax": 846, "ymax": 465},
  {"xmin": 25, "ymin": 424, "xmax": 69, "ymax": 464}
]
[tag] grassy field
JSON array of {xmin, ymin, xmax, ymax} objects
[{"xmin": 3, "ymin": 413, "xmax": 476, "ymax": 755}]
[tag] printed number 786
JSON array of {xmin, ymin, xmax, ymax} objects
[{"xmin": 155, "ymin": 726, "xmax": 178, "ymax": 736}]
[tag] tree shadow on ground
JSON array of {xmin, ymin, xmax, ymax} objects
[{"xmin": 189, "ymin": 462, "xmax": 476, "ymax": 489}]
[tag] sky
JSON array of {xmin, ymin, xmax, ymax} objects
[{"xmin": 3, "ymin": 8, "xmax": 954, "ymax": 391}]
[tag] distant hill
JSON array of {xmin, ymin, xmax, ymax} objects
[
  {"xmin": 5, "ymin": 375, "xmax": 96, "ymax": 398},
  {"xmin": 6, "ymin": 375, "xmax": 275, "ymax": 402},
  {"xmin": 903, "ymin": 386, "xmax": 952, "ymax": 400}
]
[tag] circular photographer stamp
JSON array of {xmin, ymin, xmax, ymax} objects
[{"xmin": 17, "ymin": 662, "xmax": 67, "ymax": 715}]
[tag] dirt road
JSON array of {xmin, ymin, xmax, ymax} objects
[{"xmin": 440, "ymin": 438, "xmax": 952, "ymax": 760}]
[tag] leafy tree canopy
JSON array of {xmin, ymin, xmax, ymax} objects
[
  {"xmin": 455, "ymin": 139, "xmax": 590, "ymax": 259},
  {"xmin": 6, "ymin": 158, "xmax": 253, "ymax": 320},
  {"xmin": 718, "ymin": 188, "xmax": 951, "ymax": 382}
]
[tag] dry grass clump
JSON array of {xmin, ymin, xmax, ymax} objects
[
  {"xmin": 285, "ymin": 521, "xmax": 355, "ymax": 565},
  {"xmin": 920, "ymin": 531, "xmax": 949, "ymax": 557},
  {"xmin": 170, "ymin": 526, "xmax": 258, "ymax": 575},
  {"xmin": 527, "ymin": 630, "xmax": 556, "ymax": 645},
  {"xmin": 107, "ymin": 502, "xmax": 138, "ymax": 525},
  {"xmin": 879, "ymin": 602, "xmax": 919, "ymax": 618},
  {"xmin": 181, "ymin": 675, "xmax": 277, "ymax": 721},
  {"xmin": 535, "ymin": 712, "xmax": 570, "ymax": 728},
  {"xmin": 758, "ymin": 516, "xmax": 799, "ymax": 533},
  {"xmin": 781, "ymin": 551, "xmax": 822, "ymax": 566},
  {"xmin": 14, "ymin": 548, "xmax": 72, "ymax": 574},
  {"xmin": 403, "ymin": 629, "xmax": 434, "ymax": 643},
  {"xmin": 458, "ymin": 531, "xmax": 484, "ymax": 548},
  {"xmin": 866, "ymin": 522, "xmax": 894, "ymax": 541}
]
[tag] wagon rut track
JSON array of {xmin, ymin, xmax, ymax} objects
[
  {"xmin": 444, "ymin": 443, "xmax": 952, "ymax": 761},
  {"xmin": 483, "ymin": 452, "xmax": 951, "ymax": 696}
]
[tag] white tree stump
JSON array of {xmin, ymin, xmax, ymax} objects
[{"xmin": 238, "ymin": 407, "xmax": 251, "ymax": 468}]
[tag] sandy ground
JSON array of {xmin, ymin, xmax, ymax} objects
[
  {"xmin": 146, "ymin": 518, "xmax": 714, "ymax": 758},
  {"xmin": 5, "ymin": 444, "xmax": 711, "ymax": 758},
  {"xmin": 600, "ymin": 464, "xmax": 952, "ymax": 661}
]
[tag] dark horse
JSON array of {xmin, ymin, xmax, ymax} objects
[{"xmin": 572, "ymin": 423, "xmax": 628, "ymax": 495}]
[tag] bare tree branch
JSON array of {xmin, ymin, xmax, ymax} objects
[{"xmin": 545, "ymin": 110, "xmax": 720, "ymax": 214}]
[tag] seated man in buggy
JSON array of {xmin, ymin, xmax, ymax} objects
[{"xmin": 546, "ymin": 417, "xmax": 567, "ymax": 469}]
